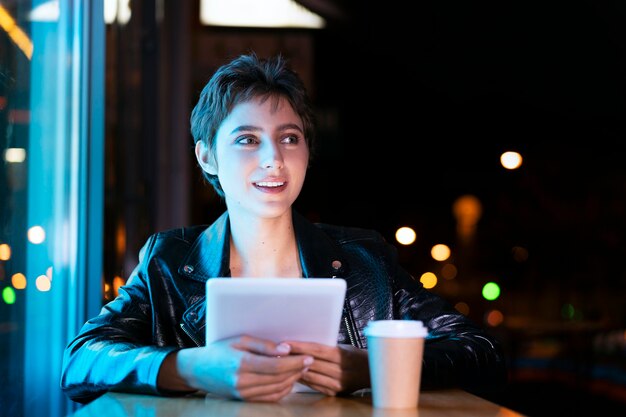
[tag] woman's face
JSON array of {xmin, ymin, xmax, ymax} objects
[{"xmin": 196, "ymin": 96, "xmax": 309, "ymax": 220}]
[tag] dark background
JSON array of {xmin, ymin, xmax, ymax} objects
[{"xmin": 103, "ymin": 1, "xmax": 626, "ymax": 415}]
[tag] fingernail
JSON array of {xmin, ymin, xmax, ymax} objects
[
  {"xmin": 303, "ymin": 356, "xmax": 314, "ymax": 366},
  {"xmin": 303, "ymin": 367, "xmax": 310, "ymax": 373},
  {"xmin": 277, "ymin": 343, "xmax": 291, "ymax": 354}
]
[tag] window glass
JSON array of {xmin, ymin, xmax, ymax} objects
[{"xmin": 0, "ymin": 1, "xmax": 104, "ymax": 416}]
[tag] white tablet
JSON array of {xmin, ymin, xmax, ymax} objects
[{"xmin": 205, "ymin": 277, "xmax": 347, "ymax": 346}]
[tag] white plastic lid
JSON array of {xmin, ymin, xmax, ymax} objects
[{"xmin": 363, "ymin": 320, "xmax": 428, "ymax": 338}]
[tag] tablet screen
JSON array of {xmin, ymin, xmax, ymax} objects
[{"xmin": 205, "ymin": 277, "xmax": 347, "ymax": 346}]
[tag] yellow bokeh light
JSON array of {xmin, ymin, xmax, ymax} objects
[
  {"xmin": 35, "ymin": 275, "xmax": 51, "ymax": 291},
  {"xmin": 500, "ymin": 151, "xmax": 523, "ymax": 170},
  {"xmin": 0, "ymin": 243, "xmax": 11, "ymax": 260},
  {"xmin": 431, "ymin": 244, "xmax": 450, "ymax": 261},
  {"xmin": 453, "ymin": 195, "xmax": 482, "ymax": 225},
  {"xmin": 116, "ymin": 221, "xmax": 127, "ymax": 257},
  {"xmin": 419, "ymin": 272, "xmax": 437, "ymax": 289},
  {"xmin": 27, "ymin": 225, "xmax": 46, "ymax": 244},
  {"xmin": 46, "ymin": 266, "xmax": 53, "ymax": 280},
  {"xmin": 12, "ymin": 272, "xmax": 27, "ymax": 289},
  {"xmin": 113, "ymin": 276, "xmax": 125, "ymax": 297},
  {"xmin": 452, "ymin": 194, "xmax": 482, "ymax": 241},
  {"xmin": 395, "ymin": 226, "xmax": 416, "ymax": 245}
]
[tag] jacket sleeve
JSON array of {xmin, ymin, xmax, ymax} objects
[
  {"xmin": 60, "ymin": 235, "xmax": 179, "ymax": 404},
  {"xmin": 393, "ymin": 265, "xmax": 508, "ymax": 397}
]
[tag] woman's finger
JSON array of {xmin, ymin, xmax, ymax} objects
[
  {"xmin": 237, "ymin": 369, "xmax": 303, "ymax": 400},
  {"xmin": 232, "ymin": 335, "xmax": 293, "ymax": 357},
  {"xmin": 298, "ymin": 368, "xmax": 343, "ymax": 393},
  {"xmin": 284, "ymin": 341, "xmax": 340, "ymax": 363},
  {"xmin": 239, "ymin": 351, "xmax": 314, "ymax": 375},
  {"xmin": 236, "ymin": 368, "xmax": 302, "ymax": 390}
]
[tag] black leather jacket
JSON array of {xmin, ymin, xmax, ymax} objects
[{"xmin": 61, "ymin": 210, "xmax": 507, "ymax": 404}]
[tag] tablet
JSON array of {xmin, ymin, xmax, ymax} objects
[{"xmin": 205, "ymin": 277, "xmax": 347, "ymax": 346}]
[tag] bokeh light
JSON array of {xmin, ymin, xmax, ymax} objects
[
  {"xmin": 11, "ymin": 273, "xmax": 26, "ymax": 289},
  {"xmin": 431, "ymin": 244, "xmax": 450, "ymax": 261},
  {"xmin": 561, "ymin": 303, "xmax": 575, "ymax": 320},
  {"xmin": 395, "ymin": 226, "xmax": 416, "ymax": 245},
  {"xmin": 500, "ymin": 151, "xmax": 523, "ymax": 169},
  {"xmin": 0, "ymin": 243, "xmax": 11, "ymax": 260},
  {"xmin": 27, "ymin": 225, "xmax": 46, "ymax": 244},
  {"xmin": 453, "ymin": 195, "xmax": 482, "ymax": 241},
  {"xmin": 482, "ymin": 282, "xmax": 501, "ymax": 301},
  {"xmin": 455, "ymin": 301, "xmax": 470, "ymax": 316},
  {"xmin": 485, "ymin": 309, "xmax": 504, "ymax": 327},
  {"xmin": 35, "ymin": 275, "xmax": 51, "ymax": 291},
  {"xmin": 419, "ymin": 272, "xmax": 437, "ymax": 289},
  {"xmin": 441, "ymin": 263, "xmax": 458, "ymax": 280},
  {"xmin": 2, "ymin": 286, "xmax": 16, "ymax": 304},
  {"xmin": 113, "ymin": 275, "xmax": 125, "ymax": 297},
  {"xmin": 4, "ymin": 147, "xmax": 26, "ymax": 163}
]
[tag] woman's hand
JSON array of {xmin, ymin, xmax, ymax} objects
[
  {"xmin": 158, "ymin": 335, "xmax": 314, "ymax": 402},
  {"xmin": 285, "ymin": 341, "xmax": 370, "ymax": 396}
]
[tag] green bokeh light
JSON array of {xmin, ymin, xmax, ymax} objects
[
  {"xmin": 561, "ymin": 303, "xmax": 575, "ymax": 319},
  {"xmin": 482, "ymin": 282, "xmax": 500, "ymax": 301},
  {"xmin": 2, "ymin": 286, "xmax": 16, "ymax": 305}
]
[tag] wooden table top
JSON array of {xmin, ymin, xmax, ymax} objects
[{"xmin": 69, "ymin": 388, "xmax": 527, "ymax": 417}]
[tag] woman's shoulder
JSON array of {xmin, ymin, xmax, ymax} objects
[
  {"xmin": 151, "ymin": 225, "xmax": 209, "ymax": 243},
  {"xmin": 138, "ymin": 225, "xmax": 210, "ymax": 260}
]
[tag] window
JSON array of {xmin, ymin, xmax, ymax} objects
[{"xmin": 0, "ymin": 1, "xmax": 104, "ymax": 416}]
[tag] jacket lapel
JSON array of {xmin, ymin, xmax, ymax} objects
[
  {"xmin": 178, "ymin": 211, "xmax": 232, "ymax": 282},
  {"xmin": 293, "ymin": 210, "xmax": 349, "ymax": 279}
]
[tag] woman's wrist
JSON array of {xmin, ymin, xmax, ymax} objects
[{"xmin": 157, "ymin": 350, "xmax": 197, "ymax": 394}]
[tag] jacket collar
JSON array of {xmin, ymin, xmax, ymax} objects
[
  {"xmin": 178, "ymin": 211, "xmax": 231, "ymax": 281},
  {"xmin": 293, "ymin": 210, "xmax": 348, "ymax": 278},
  {"xmin": 178, "ymin": 210, "xmax": 348, "ymax": 282}
]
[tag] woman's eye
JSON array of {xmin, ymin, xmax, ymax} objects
[
  {"xmin": 235, "ymin": 136, "xmax": 258, "ymax": 145},
  {"xmin": 281, "ymin": 134, "xmax": 300, "ymax": 144}
]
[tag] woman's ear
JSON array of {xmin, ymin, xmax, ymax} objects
[{"xmin": 195, "ymin": 141, "xmax": 218, "ymax": 175}]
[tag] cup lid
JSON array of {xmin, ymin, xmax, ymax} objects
[{"xmin": 363, "ymin": 320, "xmax": 428, "ymax": 338}]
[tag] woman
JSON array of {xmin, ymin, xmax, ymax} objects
[{"xmin": 61, "ymin": 53, "xmax": 506, "ymax": 404}]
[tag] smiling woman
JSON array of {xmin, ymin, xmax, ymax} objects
[{"xmin": 60, "ymin": 52, "xmax": 506, "ymax": 406}]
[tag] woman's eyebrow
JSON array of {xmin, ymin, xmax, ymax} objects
[
  {"xmin": 276, "ymin": 123, "xmax": 304, "ymax": 133},
  {"xmin": 229, "ymin": 123, "xmax": 304, "ymax": 135},
  {"xmin": 229, "ymin": 125, "xmax": 261, "ymax": 135}
]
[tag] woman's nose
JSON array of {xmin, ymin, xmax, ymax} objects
[{"xmin": 260, "ymin": 142, "xmax": 284, "ymax": 169}]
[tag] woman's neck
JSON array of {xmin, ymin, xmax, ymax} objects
[{"xmin": 228, "ymin": 210, "xmax": 302, "ymax": 278}]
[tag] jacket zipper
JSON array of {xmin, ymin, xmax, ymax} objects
[
  {"xmin": 343, "ymin": 315, "xmax": 356, "ymax": 347},
  {"xmin": 334, "ymin": 275, "xmax": 357, "ymax": 348},
  {"xmin": 180, "ymin": 322, "xmax": 202, "ymax": 347}
]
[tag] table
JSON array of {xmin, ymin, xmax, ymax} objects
[{"xmin": 68, "ymin": 388, "xmax": 527, "ymax": 417}]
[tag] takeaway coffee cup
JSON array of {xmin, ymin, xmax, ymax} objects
[{"xmin": 364, "ymin": 320, "xmax": 428, "ymax": 409}]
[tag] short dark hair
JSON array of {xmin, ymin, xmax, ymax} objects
[{"xmin": 190, "ymin": 52, "xmax": 316, "ymax": 197}]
